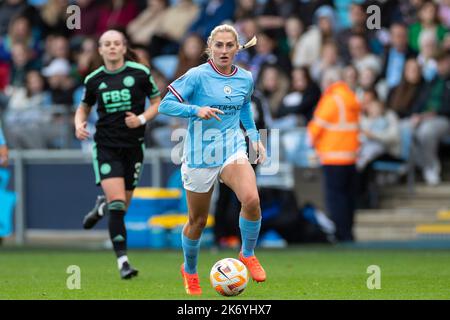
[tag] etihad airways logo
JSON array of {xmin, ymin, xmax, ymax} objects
[{"xmin": 213, "ymin": 105, "xmax": 242, "ymax": 111}]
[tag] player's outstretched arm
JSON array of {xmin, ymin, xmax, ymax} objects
[
  {"xmin": 158, "ymin": 93, "xmax": 201, "ymax": 118},
  {"xmin": 74, "ymin": 103, "xmax": 92, "ymax": 140}
]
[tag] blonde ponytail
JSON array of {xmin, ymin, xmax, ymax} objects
[{"xmin": 239, "ymin": 36, "xmax": 257, "ymax": 50}]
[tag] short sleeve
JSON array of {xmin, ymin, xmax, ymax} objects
[
  {"xmin": 144, "ymin": 71, "xmax": 161, "ymax": 99},
  {"xmin": 81, "ymin": 78, "xmax": 97, "ymax": 106}
]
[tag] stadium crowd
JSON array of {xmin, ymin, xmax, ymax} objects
[{"xmin": 0, "ymin": 0, "xmax": 449, "ymax": 192}]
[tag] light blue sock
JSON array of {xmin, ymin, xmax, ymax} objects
[
  {"xmin": 182, "ymin": 233, "xmax": 200, "ymax": 274},
  {"xmin": 239, "ymin": 216, "xmax": 261, "ymax": 258}
]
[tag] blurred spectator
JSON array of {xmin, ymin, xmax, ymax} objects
[
  {"xmin": 387, "ymin": 58, "xmax": 425, "ymax": 119},
  {"xmin": 408, "ymin": 0, "xmax": 448, "ymax": 54},
  {"xmin": 439, "ymin": 0, "xmax": 450, "ymax": 28},
  {"xmin": 3, "ymin": 70, "xmax": 52, "ymax": 149},
  {"xmin": 307, "ymin": 68, "xmax": 360, "ymax": 242},
  {"xmin": 187, "ymin": 0, "xmax": 236, "ymax": 41},
  {"xmin": 337, "ymin": 2, "xmax": 382, "ymax": 63},
  {"xmin": 293, "ymin": 5, "xmax": 335, "ymax": 68},
  {"xmin": 282, "ymin": 16, "xmax": 304, "ymax": 62},
  {"xmin": 444, "ymin": 33, "xmax": 450, "ymax": 51},
  {"xmin": 257, "ymin": 63, "xmax": 290, "ymax": 119},
  {"xmin": 126, "ymin": 0, "xmax": 169, "ymax": 47},
  {"xmin": 276, "ymin": 67, "xmax": 321, "ymax": 126},
  {"xmin": 310, "ymin": 40, "xmax": 342, "ymax": 83},
  {"xmin": 297, "ymin": 0, "xmax": 333, "ymax": 29},
  {"xmin": 398, "ymin": 0, "xmax": 425, "ymax": 26},
  {"xmin": 8, "ymin": 42, "xmax": 40, "ymax": 89},
  {"xmin": 348, "ymin": 34, "xmax": 382, "ymax": 76},
  {"xmin": 42, "ymin": 58, "xmax": 75, "ymax": 106},
  {"xmin": 173, "ymin": 34, "xmax": 206, "ymax": 80},
  {"xmin": 38, "ymin": 0, "xmax": 70, "ymax": 37},
  {"xmin": 342, "ymin": 64, "xmax": 359, "ymax": 91},
  {"xmin": 74, "ymin": 37, "xmax": 102, "ymax": 80},
  {"xmin": 382, "ymin": 23, "xmax": 416, "ymax": 89},
  {"xmin": 147, "ymin": 0, "xmax": 199, "ymax": 57},
  {"xmin": 417, "ymin": 29, "xmax": 439, "ymax": 81},
  {"xmin": 356, "ymin": 66, "xmax": 388, "ymax": 102},
  {"xmin": 96, "ymin": 0, "xmax": 139, "ymax": 36},
  {"xmin": 72, "ymin": 0, "xmax": 102, "ymax": 37},
  {"xmin": 257, "ymin": 0, "xmax": 307, "ymax": 36},
  {"xmin": 0, "ymin": 0, "xmax": 29, "ymax": 36},
  {"xmin": 409, "ymin": 51, "xmax": 450, "ymax": 185},
  {"xmin": 234, "ymin": 0, "xmax": 257, "ymax": 21},
  {"xmin": 41, "ymin": 34, "xmax": 71, "ymax": 67},
  {"xmin": 0, "ymin": 15, "xmax": 42, "ymax": 62},
  {"xmin": 358, "ymin": 97, "xmax": 400, "ymax": 171}
]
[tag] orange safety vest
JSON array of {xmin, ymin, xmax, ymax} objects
[{"xmin": 307, "ymin": 81, "xmax": 360, "ymax": 165}]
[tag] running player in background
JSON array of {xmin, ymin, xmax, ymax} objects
[
  {"xmin": 74, "ymin": 30, "xmax": 161, "ymax": 279},
  {"xmin": 159, "ymin": 24, "xmax": 266, "ymax": 295}
]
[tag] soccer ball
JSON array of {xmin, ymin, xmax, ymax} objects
[{"xmin": 210, "ymin": 258, "xmax": 249, "ymax": 296}]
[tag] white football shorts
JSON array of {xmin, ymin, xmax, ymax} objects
[{"xmin": 180, "ymin": 151, "xmax": 249, "ymax": 193}]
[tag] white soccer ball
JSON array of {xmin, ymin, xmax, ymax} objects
[{"xmin": 210, "ymin": 258, "xmax": 249, "ymax": 296}]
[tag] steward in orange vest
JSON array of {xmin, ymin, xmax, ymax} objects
[{"xmin": 307, "ymin": 81, "xmax": 360, "ymax": 165}]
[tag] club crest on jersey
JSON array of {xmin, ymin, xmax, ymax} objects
[
  {"xmin": 224, "ymin": 85, "xmax": 232, "ymax": 95},
  {"xmin": 123, "ymin": 76, "xmax": 135, "ymax": 87}
]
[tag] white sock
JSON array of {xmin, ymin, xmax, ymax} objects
[
  {"xmin": 98, "ymin": 202, "xmax": 106, "ymax": 217},
  {"xmin": 117, "ymin": 255, "xmax": 128, "ymax": 269}
]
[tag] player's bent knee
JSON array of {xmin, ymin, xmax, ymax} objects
[
  {"xmin": 241, "ymin": 194, "xmax": 260, "ymax": 212},
  {"xmin": 188, "ymin": 216, "xmax": 208, "ymax": 231}
]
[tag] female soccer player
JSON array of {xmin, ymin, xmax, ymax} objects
[
  {"xmin": 159, "ymin": 24, "xmax": 267, "ymax": 295},
  {"xmin": 74, "ymin": 30, "xmax": 161, "ymax": 279}
]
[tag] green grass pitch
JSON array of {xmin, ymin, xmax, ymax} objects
[{"xmin": 1, "ymin": 246, "xmax": 450, "ymax": 300}]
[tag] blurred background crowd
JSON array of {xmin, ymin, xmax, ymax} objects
[{"xmin": 0, "ymin": 0, "xmax": 449, "ymax": 190}]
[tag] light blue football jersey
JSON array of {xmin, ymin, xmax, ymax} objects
[{"xmin": 159, "ymin": 60, "xmax": 259, "ymax": 168}]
